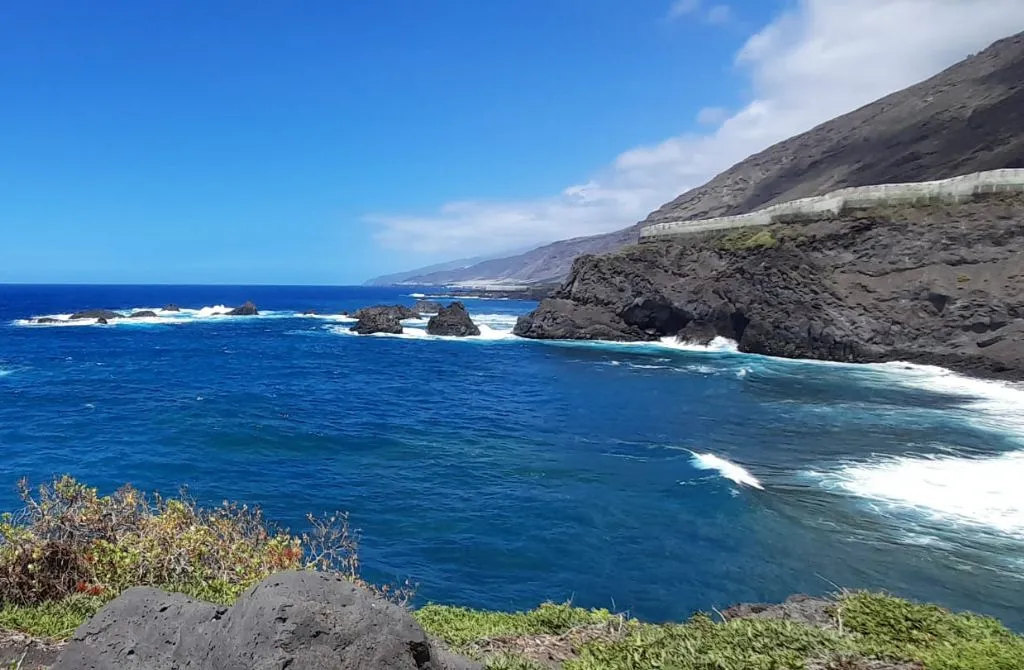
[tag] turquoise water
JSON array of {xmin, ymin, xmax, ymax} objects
[{"xmin": 2, "ymin": 285, "xmax": 1023, "ymax": 626}]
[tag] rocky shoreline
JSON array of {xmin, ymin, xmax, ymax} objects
[{"xmin": 514, "ymin": 195, "xmax": 1024, "ymax": 381}]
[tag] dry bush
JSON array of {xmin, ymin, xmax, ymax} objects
[{"xmin": 0, "ymin": 476, "xmax": 405, "ymax": 607}]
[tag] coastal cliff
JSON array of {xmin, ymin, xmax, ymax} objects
[{"xmin": 514, "ymin": 194, "xmax": 1024, "ymax": 380}]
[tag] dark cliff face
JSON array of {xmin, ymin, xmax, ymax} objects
[
  {"xmin": 390, "ymin": 31, "xmax": 1024, "ymax": 286},
  {"xmin": 514, "ymin": 195, "xmax": 1024, "ymax": 380}
]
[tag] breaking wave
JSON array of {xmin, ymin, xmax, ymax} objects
[
  {"xmin": 689, "ymin": 451, "xmax": 764, "ymax": 490},
  {"xmin": 813, "ymin": 452, "xmax": 1024, "ymax": 539},
  {"xmin": 806, "ymin": 361, "xmax": 1024, "ymax": 538}
]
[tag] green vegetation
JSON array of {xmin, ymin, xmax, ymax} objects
[
  {"xmin": 0, "ymin": 596, "xmax": 103, "ymax": 640},
  {"xmin": 418, "ymin": 593, "xmax": 1024, "ymax": 670},
  {"xmin": 1, "ymin": 478, "xmax": 1022, "ymax": 670},
  {"xmin": 957, "ymin": 273, "xmax": 971, "ymax": 284},
  {"xmin": 718, "ymin": 228, "xmax": 779, "ymax": 251},
  {"xmin": 414, "ymin": 602, "xmax": 617, "ymax": 648}
]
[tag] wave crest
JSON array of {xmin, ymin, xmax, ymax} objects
[{"xmin": 689, "ymin": 451, "xmax": 764, "ymax": 489}]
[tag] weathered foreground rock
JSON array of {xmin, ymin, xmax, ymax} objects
[
  {"xmin": 427, "ymin": 302, "xmax": 480, "ymax": 337},
  {"xmin": 54, "ymin": 571, "xmax": 479, "ymax": 670},
  {"xmin": 350, "ymin": 305, "xmax": 411, "ymax": 335},
  {"xmin": 227, "ymin": 301, "xmax": 258, "ymax": 316},
  {"xmin": 69, "ymin": 309, "xmax": 123, "ymax": 320},
  {"xmin": 515, "ymin": 195, "xmax": 1024, "ymax": 380}
]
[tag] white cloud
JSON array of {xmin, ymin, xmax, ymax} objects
[
  {"xmin": 705, "ymin": 4, "xmax": 733, "ymax": 25},
  {"xmin": 696, "ymin": 106, "xmax": 729, "ymax": 125},
  {"xmin": 366, "ymin": 1, "xmax": 1024, "ymax": 257}
]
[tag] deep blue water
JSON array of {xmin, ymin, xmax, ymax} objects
[{"xmin": 2, "ymin": 285, "xmax": 1023, "ymax": 627}]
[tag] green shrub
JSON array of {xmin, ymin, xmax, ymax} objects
[
  {"xmin": 718, "ymin": 229, "xmax": 778, "ymax": 251},
  {"xmin": 421, "ymin": 594, "xmax": 1024, "ymax": 670},
  {"xmin": 838, "ymin": 591, "xmax": 1024, "ymax": 669},
  {"xmin": 566, "ymin": 614, "xmax": 848, "ymax": 670},
  {"xmin": 415, "ymin": 602, "xmax": 616, "ymax": 648}
]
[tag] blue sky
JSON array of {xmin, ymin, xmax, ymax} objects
[{"xmin": 2, "ymin": 1, "xmax": 1022, "ymax": 284}]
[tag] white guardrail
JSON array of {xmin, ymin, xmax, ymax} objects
[{"xmin": 639, "ymin": 168, "xmax": 1024, "ymax": 240}]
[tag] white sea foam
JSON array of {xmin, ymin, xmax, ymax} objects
[
  {"xmin": 814, "ymin": 451, "xmax": 1024, "ymax": 539},
  {"xmin": 0, "ymin": 368, "xmax": 13, "ymax": 377},
  {"xmin": 297, "ymin": 313, "xmax": 358, "ymax": 322},
  {"xmin": 658, "ymin": 336, "xmax": 739, "ymax": 353},
  {"xmin": 192, "ymin": 305, "xmax": 235, "ymax": 317},
  {"xmin": 545, "ymin": 335, "xmax": 741, "ymax": 356},
  {"xmin": 471, "ymin": 313, "xmax": 521, "ymax": 329},
  {"xmin": 13, "ymin": 317, "xmax": 95, "ymax": 327},
  {"xmin": 14, "ymin": 304, "xmax": 296, "ymax": 328},
  {"xmin": 801, "ymin": 361, "xmax": 1024, "ymax": 538},
  {"xmin": 328, "ymin": 322, "xmax": 516, "ymax": 343},
  {"xmin": 859, "ymin": 362, "xmax": 1024, "ymax": 437},
  {"xmin": 408, "ymin": 293, "xmax": 427, "ymax": 298},
  {"xmin": 689, "ymin": 451, "xmax": 764, "ymax": 490}
]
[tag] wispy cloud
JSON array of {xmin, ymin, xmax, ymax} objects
[
  {"xmin": 667, "ymin": 0, "xmax": 734, "ymax": 26},
  {"xmin": 366, "ymin": 1, "xmax": 1024, "ymax": 257},
  {"xmin": 705, "ymin": 4, "xmax": 733, "ymax": 25},
  {"xmin": 667, "ymin": 0, "xmax": 701, "ymax": 20}
]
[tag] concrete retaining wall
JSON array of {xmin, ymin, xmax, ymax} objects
[{"xmin": 639, "ymin": 169, "xmax": 1024, "ymax": 240}]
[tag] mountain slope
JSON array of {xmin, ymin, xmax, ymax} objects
[
  {"xmin": 365, "ymin": 254, "xmax": 498, "ymax": 286},
  {"xmin": 383, "ymin": 31, "xmax": 1024, "ymax": 286}
]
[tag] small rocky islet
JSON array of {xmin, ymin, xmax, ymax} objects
[
  {"xmin": 347, "ymin": 301, "xmax": 481, "ymax": 337},
  {"xmin": 31, "ymin": 302, "xmax": 259, "ymax": 325}
]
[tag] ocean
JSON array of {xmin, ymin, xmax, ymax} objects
[{"xmin": 1, "ymin": 284, "xmax": 1022, "ymax": 627}]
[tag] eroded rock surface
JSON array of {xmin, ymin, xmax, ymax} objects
[{"xmin": 54, "ymin": 571, "xmax": 479, "ymax": 670}]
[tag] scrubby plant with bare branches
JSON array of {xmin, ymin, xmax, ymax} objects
[{"xmin": 0, "ymin": 476, "xmax": 393, "ymax": 608}]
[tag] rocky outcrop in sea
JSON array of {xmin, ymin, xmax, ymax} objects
[
  {"xmin": 69, "ymin": 309, "xmax": 123, "ymax": 321},
  {"xmin": 412, "ymin": 300, "xmax": 444, "ymax": 314},
  {"xmin": 228, "ymin": 301, "xmax": 259, "ymax": 316},
  {"xmin": 427, "ymin": 302, "xmax": 480, "ymax": 337},
  {"xmin": 349, "ymin": 305, "xmax": 414, "ymax": 335}
]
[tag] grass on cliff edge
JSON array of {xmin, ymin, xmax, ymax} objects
[{"xmin": 417, "ymin": 593, "xmax": 1024, "ymax": 669}]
